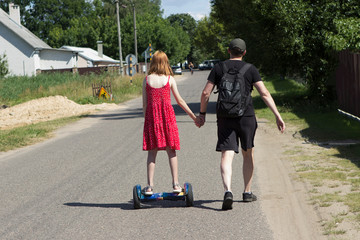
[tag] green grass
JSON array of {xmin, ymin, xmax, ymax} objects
[
  {"xmin": 253, "ymin": 75, "xmax": 360, "ymax": 142},
  {"xmin": 0, "ymin": 116, "xmax": 82, "ymax": 152},
  {"xmin": 0, "ymin": 72, "xmax": 144, "ymax": 151},
  {"xmin": 323, "ymin": 216, "xmax": 346, "ymax": 236},
  {"xmin": 0, "ymin": 72, "xmax": 144, "ymax": 106},
  {"xmin": 345, "ymin": 193, "xmax": 360, "ymax": 212}
]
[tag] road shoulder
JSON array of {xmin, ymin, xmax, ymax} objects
[{"xmin": 255, "ymin": 121, "xmax": 327, "ymax": 240}]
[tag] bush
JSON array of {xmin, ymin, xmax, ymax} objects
[{"xmin": 0, "ymin": 53, "xmax": 9, "ymax": 77}]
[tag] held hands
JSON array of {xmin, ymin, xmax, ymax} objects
[{"xmin": 195, "ymin": 114, "xmax": 206, "ymax": 128}]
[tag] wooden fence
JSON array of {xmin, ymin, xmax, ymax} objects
[
  {"xmin": 336, "ymin": 50, "xmax": 360, "ymax": 118},
  {"xmin": 92, "ymin": 81, "xmax": 112, "ymax": 98}
]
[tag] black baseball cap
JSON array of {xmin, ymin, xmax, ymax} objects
[{"xmin": 229, "ymin": 38, "xmax": 246, "ymax": 51}]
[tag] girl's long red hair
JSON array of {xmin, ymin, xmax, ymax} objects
[{"xmin": 148, "ymin": 50, "xmax": 174, "ymax": 76}]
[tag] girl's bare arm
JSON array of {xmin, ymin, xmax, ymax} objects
[
  {"xmin": 169, "ymin": 77, "xmax": 197, "ymax": 121},
  {"xmin": 142, "ymin": 77, "xmax": 147, "ymax": 115}
]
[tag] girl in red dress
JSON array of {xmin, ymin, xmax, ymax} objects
[{"xmin": 142, "ymin": 50, "xmax": 197, "ymax": 195}]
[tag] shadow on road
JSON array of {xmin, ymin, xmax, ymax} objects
[
  {"xmin": 87, "ymin": 108, "xmax": 143, "ymax": 121},
  {"xmin": 64, "ymin": 199, "xmax": 247, "ymax": 211},
  {"xmin": 64, "ymin": 202, "xmax": 132, "ymax": 209},
  {"xmin": 82, "ymin": 101, "xmax": 217, "ymax": 122},
  {"xmin": 172, "ymin": 102, "xmax": 217, "ymax": 116}
]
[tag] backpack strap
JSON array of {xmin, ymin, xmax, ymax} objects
[
  {"xmin": 220, "ymin": 61, "xmax": 228, "ymax": 74},
  {"xmin": 221, "ymin": 61, "xmax": 251, "ymax": 75},
  {"xmin": 239, "ymin": 63, "xmax": 252, "ymax": 75}
]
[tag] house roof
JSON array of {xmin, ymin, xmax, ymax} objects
[
  {"xmin": 0, "ymin": 7, "xmax": 51, "ymax": 49},
  {"xmin": 61, "ymin": 46, "xmax": 120, "ymax": 64}
]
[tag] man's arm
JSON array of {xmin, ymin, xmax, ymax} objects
[
  {"xmin": 198, "ymin": 80, "xmax": 215, "ymax": 126},
  {"xmin": 254, "ymin": 81, "xmax": 285, "ymax": 133}
]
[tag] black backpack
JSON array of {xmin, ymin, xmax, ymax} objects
[{"xmin": 216, "ymin": 62, "xmax": 252, "ymax": 118}]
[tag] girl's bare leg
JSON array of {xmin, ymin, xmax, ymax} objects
[
  {"xmin": 147, "ymin": 149, "xmax": 157, "ymax": 188},
  {"xmin": 166, "ymin": 147, "xmax": 180, "ymax": 190}
]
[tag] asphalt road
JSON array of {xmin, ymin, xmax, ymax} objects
[{"xmin": 0, "ymin": 70, "xmax": 274, "ymax": 240}]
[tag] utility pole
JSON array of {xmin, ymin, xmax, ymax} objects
[
  {"xmin": 132, "ymin": 1, "xmax": 138, "ymax": 72},
  {"xmin": 115, "ymin": 0, "xmax": 124, "ymax": 76}
]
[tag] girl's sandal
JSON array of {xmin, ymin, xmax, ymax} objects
[
  {"xmin": 173, "ymin": 183, "xmax": 182, "ymax": 193},
  {"xmin": 142, "ymin": 185, "xmax": 153, "ymax": 196}
]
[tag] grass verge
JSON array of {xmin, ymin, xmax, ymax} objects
[{"xmin": 0, "ymin": 116, "xmax": 82, "ymax": 152}]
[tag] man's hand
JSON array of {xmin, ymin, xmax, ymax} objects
[
  {"xmin": 195, "ymin": 114, "xmax": 206, "ymax": 128},
  {"xmin": 276, "ymin": 116, "xmax": 285, "ymax": 133}
]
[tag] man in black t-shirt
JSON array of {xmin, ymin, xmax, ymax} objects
[{"xmin": 197, "ymin": 38, "xmax": 285, "ymax": 210}]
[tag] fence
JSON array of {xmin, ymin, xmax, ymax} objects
[
  {"xmin": 92, "ymin": 81, "xmax": 112, "ymax": 98},
  {"xmin": 336, "ymin": 50, "xmax": 360, "ymax": 118},
  {"xmin": 40, "ymin": 63, "xmax": 150, "ymax": 76},
  {"xmin": 41, "ymin": 66, "xmax": 125, "ymax": 75}
]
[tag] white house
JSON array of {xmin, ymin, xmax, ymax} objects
[
  {"xmin": 61, "ymin": 42, "xmax": 120, "ymax": 68},
  {"xmin": 0, "ymin": 3, "xmax": 77, "ymax": 76}
]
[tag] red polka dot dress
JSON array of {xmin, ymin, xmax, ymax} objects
[{"xmin": 143, "ymin": 75, "xmax": 180, "ymax": 151}]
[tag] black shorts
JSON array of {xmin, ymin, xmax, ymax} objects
[{"xmin": 216, "ymin": 116, "xmax": 257, "ymax": 153}]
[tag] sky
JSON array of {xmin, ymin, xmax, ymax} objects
[{"xmin": 160, "ymin": 0, "xmax": 211, "ymax": 21}]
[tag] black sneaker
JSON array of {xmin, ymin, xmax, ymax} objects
[
  {"xmin": 222, "ymin": 191, "xmax": 233, "ymax": 210},
  {"xmin": 243, "ymin": 192, "xmax": 257, "ymax": 202}
]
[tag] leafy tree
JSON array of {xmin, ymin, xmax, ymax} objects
[
  {"xmin": 211, "ymin": 0, "xmax": 360, "ymax": 100},
  {"xmin": 0, "ymin": 0, "xmax": 93, "ymax": 42},
  {"xmin": 167, "ymin": 13, "xmax": 197, "ymax": 64},
  {"xmin": 325, "ymin": 17, "xmax": 360, "ymax": 51},
  {"xmin": 167, "ymin": 13, "xmax": 196, "ymax": 36},
  {"xmin": 131, "ymin": 13, "xmax": 190, "ymax": 65},
  {"xmin": 0, "ymin": 53, "xmax": 9, "ymax": 77},
  {"xmin": 193, "ymin": 16, "xmax": 231, "ymax": 62}
]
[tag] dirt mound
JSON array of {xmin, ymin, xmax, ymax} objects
[{"xmin": 0, "ymin": 96, "xmax": 121, "ymax": 130}]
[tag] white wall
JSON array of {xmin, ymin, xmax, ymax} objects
[
  {"xmin": 39, "ymin": 49, "xmax": 76, "ymax": 70},
  {"xmin": 0, "ymin": 22, "xmax": 36, "ymax": 76},
  {"xmin": 77, "ymin": 56, "xmax": 89, "ymax": 68}
]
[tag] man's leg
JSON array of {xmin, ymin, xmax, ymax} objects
[
  {"xmin": 221, "ymin": 150, "xmax": 235, "ymax": 210},
  {"xmin": 220, "ymin": 150, "xmax": 235, "ymax": 191},
  {"xmin": 242, "ymin": 148, "xmax": 254, "ymax": 192}
]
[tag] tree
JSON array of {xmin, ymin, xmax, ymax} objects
[
  {"xmin": 211, "ymin": 0, "xmax": 360, "ymax": 100},
  {"xmin": 0, "ymin": 0, "xmax": 93, "ymax": 42},
  {"xmin": 167, "ymin": 13, "xmax": 196, "ymax": 36},
  {"xmin": 133, "ymin": 13, "xmax": 191, "ymax": 65},
  {"xmin": 167, "ymin": 13, "xmax": 197, "ymax": 63},
  {"xmin": 193, "ymin": 16, "xmax": 231, "ymax": 61}
]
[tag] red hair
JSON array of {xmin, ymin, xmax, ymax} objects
[{"xmin": 148, "ymin": 50, "xmax": 174, "ymax": 76}]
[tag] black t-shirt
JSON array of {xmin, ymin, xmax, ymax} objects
[{"xmin": 208, "ymin": 59, "xmax": 262, "ymax": 116}]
